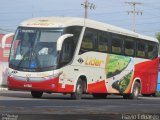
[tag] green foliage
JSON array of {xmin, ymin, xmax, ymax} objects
[
  {"xmin": 156, "ymin": 32, "xmax": 160, "ymax": 43},
  {"xmin": 106, "ymin": 55, "xmax": 131, "ymax": 78},
  {"xmin": 112, "ymin": 71, "xmax": 133, "ymax": 93},
  {"xmin": 155, "ymin": 91, "xmax": 160, "ymax": 97},
  {"xmin": 156, "ymin": 32, "xmax": 160, "ymax": 54}
]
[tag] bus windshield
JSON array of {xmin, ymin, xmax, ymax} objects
[{"xmin": 9, "ymin": 27, "xmax": 63, "ymax": 71}]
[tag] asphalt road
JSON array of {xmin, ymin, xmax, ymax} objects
[{"xmin": 0, "ymin": 90, "xmax": 160, "ymax": 120}]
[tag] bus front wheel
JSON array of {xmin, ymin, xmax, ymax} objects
[
  {"xmin": 71, "ymin": 78, "xmax": 83, "ymax": 100},
  {"xmin": 31, "ymin": 91, "xmax": 43, "ymax": 98}
]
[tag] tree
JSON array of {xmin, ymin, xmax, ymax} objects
[
  {"xmin": 156, "ymin": 32, "xmax": 160, "ymax": 43},
  {"xmin": 155, "ymin": 32, "xmax": 160, "ymax": 55}
]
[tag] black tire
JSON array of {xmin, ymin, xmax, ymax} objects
[
  {"xmin": 130, "ymin": 82, "xmax": 141, "ymax": 99},
  {"xmin": 71, "ymin": 79, "xmax": 83, "ymax": 100},
  {"xmin": 92, "ymin": 93, "xmax": 107, "ymax": 99},
  {"xmin": 142, "ymin": 94, "xmax": 151, "ymax": 97},
  {"xmin": 152, "ymin": 93, "xmax": 158, "ymax": 97},
  {"xmin": 142, "ymin": 93, "xmax": 157, "ymax": 97},
  {"xmin": 123, "ymin": 94, "xmax": 130, "ymax": 99},
  {"xmin": 31, "ymin": 91, "xmax": 43, "ymax": 98},
  {"xmin": 123, "ymin": 82, "xmax": 140, "ymax": 99}
]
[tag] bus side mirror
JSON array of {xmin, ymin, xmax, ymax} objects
[{"xmin": 57, "ymin": 34, "xmax": 74, "ymax": 51}]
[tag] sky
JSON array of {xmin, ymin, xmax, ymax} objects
[{"xmin": 0, "ymin": 0, "xmax": 160, "ymax": 38}]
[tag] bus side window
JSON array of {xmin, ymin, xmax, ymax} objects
[
  {"xmin": 111, "ymin": 34, "xmax": 122, "ymax": 54},
  {"xmin": 81, "ymin": 38, "xmax": 93, "ymax": 49},
  {"xmin": 58, "ymin": 26, "xmax": 83, "ymax": 67},
  {"xmin": 124, "ymin": 39, "xmax": 135, "ymax": 56},
  {"xmin": 137, "ymin": 41, "xmax": 145, "ymax": 58},
  {"xmin": 79, "ymin": 28, "xmax": 96, "ymax": 54},
  {"xmin": 64, "ymin": 26, "xmax": 82, "ymax": 49},
  {"xmin": 98, "ymin": 32, "xmax": 109, "ymax": 53},
  {"xmin": 60, "ymin": 38, "xmax": 74, "ymax": 66},
  {"xmin": 147, "ymin": 43, "xmax": 158, "ymax": 59}
]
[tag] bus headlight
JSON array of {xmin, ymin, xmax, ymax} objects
[
  {"xmin": 53, "ymin": 71, "xmax": 63, "ymax": 77},
  {"xmin": 42, "ymin": 71, "xmax": 63, "ymax": 80}
]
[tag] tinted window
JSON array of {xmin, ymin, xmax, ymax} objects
[
  {"xmin": 64, "ymin": 26, "xmax": 82, "ymax": 47},
  {"xmin": 111, "ymin": 34, "xmax": 123, "ymax": 54},
  {"xmin": 60, "ymin": 37, "xmax": 74, "ymax": 66},
  {"xmin": 79, "ymin": 28, "xmax": 97, "ymax": 54},
  {"xmin": 98, "ymin": 32, "xmax": 109, "ymax": 53},
  {"xmin": 147, "ymin": 43, "xmax": 158, "ymax": 59},
  {"xmin": 59, "ymin": 26, "xmax": 82, "ymax": 67},
  {"xmin": 124, "ymin": 38, "xmax": 135, "ymax": 56},
  {"xmin": 137, "ymin": 41, "xmax": 146, "ymax": 58}
]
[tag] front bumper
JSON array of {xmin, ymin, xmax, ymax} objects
[{"xmin": 7, "ymin": 76, "xmax": 74, "ymax": 93}]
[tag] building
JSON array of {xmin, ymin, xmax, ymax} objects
[{"xmin": 0, "ymin": 33, "xmax": 14, "ymax": 88}]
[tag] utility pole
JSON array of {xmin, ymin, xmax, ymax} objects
[
  {"xmin": 81, "ymin": 0, "xmax": 95, "ymax": 18},
  {"xmin": 125, "ymin": 2, "xmax": 143, "ymax": 32}
]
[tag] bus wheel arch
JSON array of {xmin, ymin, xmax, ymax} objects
[
  {"xmin": 130, "ymin": 78, "xmax": 141, "ymax": 99},
  {"xmin": 123, "ymin": 78, "xmax": 141, "ymax": 99},
  {"xmin": 131, "ymin": 79, "xmax": 141, "ymax": 93},
  {"xmin": 71, "ymin": 75, "xmax": 87, "ymax": 100},
  {"xmin": 79, "ymin": 75, "xmax": 87, "ymax": 93}
]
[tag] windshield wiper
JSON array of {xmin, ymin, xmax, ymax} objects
[
  {"xmin": 16, "ymin": 50, "xmax": 31, "ymax": 69},
  {"xmin": 17, "ymin": 42, "xmax": 45, "ymax": 70}
]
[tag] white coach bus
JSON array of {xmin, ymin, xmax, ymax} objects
[{"xmin": 8, "ymin": 17, "xmax": 159, "ymax": 99}]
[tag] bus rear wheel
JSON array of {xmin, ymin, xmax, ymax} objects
[
  {"xmin": 31, "ymin": 91, "xmax": 43, "ymax": 98},
  {"xmin": 71, "ymin": 78, "xmax": 83, "ymax": 100},
  {"xmin": 123, "ymin": 81, "xmax": 140, "ymax": 99}
]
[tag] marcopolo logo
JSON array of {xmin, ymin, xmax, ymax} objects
[
  {"xmin": 78, "ymin": 58, "xmax": 84, "ymax": 64},
  {"xmin": 26, "ymin": 74, "xmax": 31, "ymax": 77},
  {"xmin": 26, "ymin": 74, "xmax": 31, "ymax": 82}
]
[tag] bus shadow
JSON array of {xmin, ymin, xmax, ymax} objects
[{"xmin": 0, "ymin": 91, "xmax": 137, "ymax": 100}]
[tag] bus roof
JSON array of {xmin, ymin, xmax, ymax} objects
[{"xmin": 20, "ymin": 17, "xmax": 158, "ymax": 43}]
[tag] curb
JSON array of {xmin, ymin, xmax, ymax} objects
[{"xmin": 0, "ymin": 87, "xmax": 8, "ymax": 91}]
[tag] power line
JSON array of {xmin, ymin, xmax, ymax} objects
[
  {"xmin": 125, "ymin": 2, "xmax": 143, "ymax": 32},
  {"xmin": 81, "ymin": 0, "xmax": 95, "ymax": 18}
]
